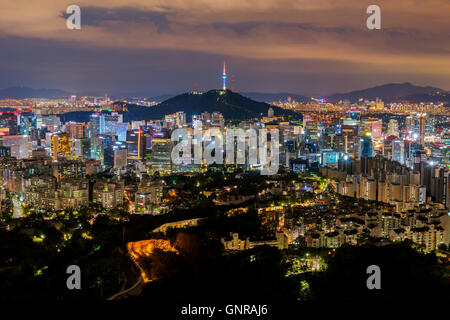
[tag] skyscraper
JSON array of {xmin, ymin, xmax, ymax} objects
[
  {"xmin": 88, "ymin": 114, "xmax": 100, "ymax": 138},
  {"xmin": 151, "ymin": 138, "xmax": 173, "ymax": 172},
  {"xmin": 392, "ymin": 139, "xmax": 405, "ymax": 164},
  {"xmin": 405, "ymin": 115, "xmax": 415, "ymax": 138},
  {"xmin": 386, "ymin": 119, "xmax": 399, "ymax": 137},
  {"xmin": 99, "ymin": 113, "xmax": 127, "ymax": 141},
  {"xmin": 1, "ymin": 135, "xmax": 29, "ymax": 159},
  {"xmin": 418, "ymin": 114, "xmax": 426, "ymax": 146},
  {"xmin": 425, "ymin": 115, "xmax": 435, "ymax": 138},
  {"xmin": 113, "ymin": 142, "xmax": 128, "ymax": 169},
  {"xmin": 126, "ymin": 130, "xmax": 146, "ymax": 160},
  {"xmin": 362, "ymin": 118, "xmax": 382, "ymax": 140},
  {"xmin": 51, "ymin": 133, "xmax": 72, "ymax": 160},
  {"xmin": 360, "ymin": 133, "xmax": 374, "ymax": 158},
  {"xmin": 66, "ymin": 122, "xmax": 87, "ymax": 139}
]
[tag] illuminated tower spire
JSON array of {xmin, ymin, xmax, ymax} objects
[{"xmin": 222, "ymin": 60, "xmax": 227, "ymax": 90}]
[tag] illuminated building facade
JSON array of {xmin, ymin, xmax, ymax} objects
[
  {"xmin": 1, "ymin": 135, "xmax": 29, "ymax": 159},
  {"xmin": 126, "ymin": 130, "xmax": 146, "ymax": 161}
]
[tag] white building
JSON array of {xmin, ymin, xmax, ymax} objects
[{"xmin": 1, "ymin": 135, "xmax": 30, "ymax": 159}]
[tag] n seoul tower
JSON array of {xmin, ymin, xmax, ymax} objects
[{"xmin": 222, "ymin": 60, "xmax": 227, "ymax": 90}]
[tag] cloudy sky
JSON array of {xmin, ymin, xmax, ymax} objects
[{"xmin": 0, "ymin": 0, "xmax": 449, "ymax": 96}]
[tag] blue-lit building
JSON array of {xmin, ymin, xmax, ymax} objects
[
  {"xmin": 360, "ymin": 135, "xmax": 374, "ymax": 158},
  {"xmin": 99, "ymin": 113, "xmax": 127, "ymax": 141}
]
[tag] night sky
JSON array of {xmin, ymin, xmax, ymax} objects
[{"xmin": 1, "ymin": 0, "xmax": 449, "ymax": 96}]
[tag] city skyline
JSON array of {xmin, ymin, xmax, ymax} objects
[{"xmin": 1, "ymin": 0, "xmax": 449, "ymax": 307}]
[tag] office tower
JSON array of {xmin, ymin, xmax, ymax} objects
[
  {"xmin": 387, "ymin": 119, "xmax": 399, "ymax": 137},
  {"xmin": 91, "ymin": 133, "xmax": 116, "ymax": 163},
  {"xmin": 127, "ymin": 130, "xmax": 146, "ymax": 160},
  {"xmin": 37, "ymin": 115, "xmax": 61, "ymax": 133},
  {"xmin": 113, "ymin": 143, "xmax": 128, "ymax": 169},
  {"xmin": 305, "ymin": 120, "xmax": 320, "ymax": 143},
  {"xmin": 418, "ymin": 114, "xmax": 426, "ymax": 146},
  {"xmin": 74, "ymin": 139, "xmax": 82, "ymax": 159},
  {"xmin": 413, "ymin": 150, "xmax": 427, "ymax": 172},
  {"xmin": 104, "ymin": 146, "xmax": 114, "ymax": 169},
  {"xmin": 392, "ymin": 139, "xmax": 405, "ymax": 164},
  {"xmin": 268, "ymin": 107, "xmax": 274, "ymax": 118},
  {"xmin": 101, "ymin": 133, "xmax": 116, "ymax": 166},
  {"xmin": 362, "ymin": 118, "xmax": 382, "ymax": 140},
  {"xmin": 403, "ymin": 140, "xmax": 412, "ymax": 161},
  {"xmin": 425, "ymin": 115, "xmax": 435, "ymax": 138},
  {"xmin": 88, "ymin": 113, "xmax": 101, "ymax": 137},
  {"xmin": 405, "ymin": 115, "xmax": 416, "ymax": 137},
  {"xmin": 51, "ymin": 133, "xmax": 72, "ymax": 160},
  {"xmin": 65, "ymin": 122, "xmax": 87, "ymax": 139},
  {"xmin": 1, "ymin": 135, "xmax": 29, "ymax": 159},
  {"xmin": 332, "ymin": 134, "xmax": 347, "ymax": 154},
  {"xmin": 151, "ymin": 138, "xmax": 173, "ymax": 172},
  {"xmin": 100, "ymin": 113, "xmax": 123, "ymax": 130},
  {"xmin": 340, "ymin": 122, "xmax": 359, "ymax": 156},
  {"xmin": 323, "ymin": 133, "xmax": 333, "ymax": 149},
  {"xmin": 360, "ymin": 134, "xmax": 374, "ymax": 158},
  {"xmin": 341, "ymin": 118, "xmax": 359, "ymax": 138},
  {"xmin": 139, "ymin": 125, "xmax": 154, "ymax": 153},
  {"xmin": 18, "ymin": 113, "xmax": 36, "ymax": 135},
  {"xmin": 76, "ymin": 138, "xmax": 91, "ymax": 160},
  {"xmin": 100, "ymin": 113, "xmax": 127, "ymax": 141},
  {"xmin": 91, "ymin": 135, "xmax": 103, "ymax": 160},
  {"xmin": 0, "ymin": 112, "xmax": 18, "ymax": 135}
]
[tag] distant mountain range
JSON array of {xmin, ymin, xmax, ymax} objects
[
  {"xmin": 242, "ymin": 83, "xmax": 449, "ymax": 104},
  {"xmin": 1, "ymin": 83, "xmax": 449, "ymax": 105},
  {"xmin": 325, "ymin": 82, "xmax": 449, "ymax": 103}
]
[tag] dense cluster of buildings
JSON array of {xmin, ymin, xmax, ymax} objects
[
  {"xmin": 0, "ymin": 93, "xmax": 449, "ymax": 252},
  {"xmin": 304, "ymin": 204, "xmax": 449, "ymax": 252}
]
